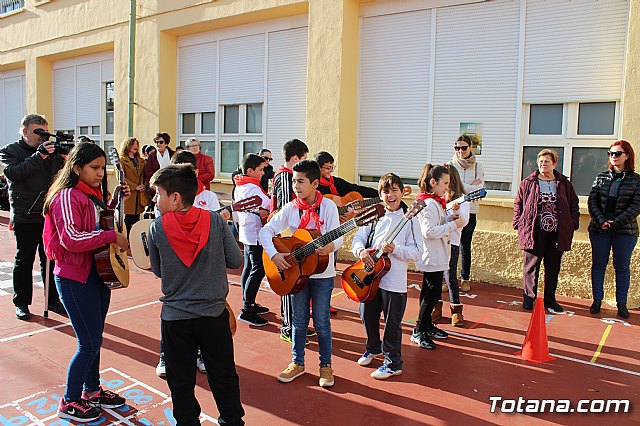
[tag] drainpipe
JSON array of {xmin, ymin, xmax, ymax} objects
[{"xmin": 127, "ymin": 0, "xmax": 136, "ymax": 137}]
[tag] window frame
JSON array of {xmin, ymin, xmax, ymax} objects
[
  {"xmin": 521, "ymin": 101, "xmax": 619, "ymax": 195},
  {"xmin": 218, "ymin": 103, "xmax": 263, "ymax": 175}
]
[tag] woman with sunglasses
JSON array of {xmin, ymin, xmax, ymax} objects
[
  {"xmin": 588, "ymin": 140, "xmax": 640, "ymax": 319},
  {"xmin": 450, "ymin": 135, "xmax": 484, "ymax": 292}
]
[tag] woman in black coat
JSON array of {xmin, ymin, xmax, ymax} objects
[{"xmin": 588, "ymin": 140, "xmax": 640, "ymax": 319}]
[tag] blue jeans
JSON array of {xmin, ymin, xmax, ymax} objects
[
  {"xmin": 292, "ymin": 277, "xmax": 334, "ymax": 366},
  {"xmin": 590, "ymin": 231, "xmax": 638, "ymax": 303},
  {"xmin": 56, "ymin": 266, "xmax": 110, "ymax": 401}
]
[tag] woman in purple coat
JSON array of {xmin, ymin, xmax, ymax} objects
[{"xmin": 513, "ymin": 149, "xmax": 580, "ymax": 312}]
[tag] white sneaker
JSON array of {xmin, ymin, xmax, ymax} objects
[
  {"xmin": 357, "ymin": 351, "xmax": 380, "ymax": 366},
  {"xmin": 197, "ymin": 351, "xmax": 206, "ymax": 373},
  {"xmin": 156, "ymin": 353, "xmax": 166, "ymax": 378},
  {"xmin": 371, "ymin": 365, "xmax": 402, "ymax": 380}
]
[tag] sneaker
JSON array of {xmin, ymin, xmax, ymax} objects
[
  {"xmin": 425, "ymin": 325, "xmax": 448, "ymax": 339},
  {"xmin": 371, "ymin": 365, "xmax": 402, "ymax": 380},
  {"xmin": 82, "ymin": 387, "xmax": 126, "ymax": 409},
  {"xmin": 329, "ymin": 306, "xmax": 338, "ymax": 315},
  {"xmin": 410, "ymin": 331, "xmax": 436, "ymax": 350},
  {"xmin": 280, "ymin": 332, "xmax": 309, "ymax": 346},
  {"xmin": 57, "ymin": 398, "xmax": 101, "ymax": 422},
  {"xmin": 319, "ymin": 364, "xmax": 334, "ymax": 387},
  {"xmin": 523, "ymin": 299, "xmax": 534, "ymax": 311},
  {"xmin": 156, "ymin": 353, "xmax": 166, "ymax": 378},
  {"xmin": 357, "ymin": 351, "xmax": 380, "ymax": 366},
  {"xmin": 252, "ymin": 304, "xmax": 270, "ymax": 315},
  {"xmin": 545, "ymin": 300, "xmax": 564, "ymax": 313},
  {"xmin": 278, "ymin": 363, "xmax": 305, "ymax": 383},
  {"xmin": 306, "ymin": 328, "xmax": 317, "ymax": 337},
  {"xmin": 196, "ymin": 351, "xmax": 206, "ymax": 373},
  {"xmin": 15, "ymin": 305, "xmax": 31, "ymax": 321},
  {"xmin": 238, "ymin": 311, "xmax": 268, "ymax": 327}
]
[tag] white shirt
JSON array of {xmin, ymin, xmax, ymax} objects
[
  {"xmin": 157, "ymin": 150, "xmax": 172, "ymax": 169},
  {"xmin": 446, "ymin": 201, "xmax": 470, "ymax": 246},
  {"xmin": 235, "ymin": 182, "xmax": 270, "ymax": 246},
  {"xmin": 415, "ymin": 199, "xmax": 457, "ymax": 272},
  {"xmin": 259, "ymin": 198, "xmax": 342, "ymax": 279},
  {"xmin": 451, "ymin": 161, "xmax": 485, "ymax": 214},
  {"xmin": 351, "ymin": 208, "xmax": 422, "ymax": 293},
  {"xmin": 154, "ymin": 190, "xmax": 221, "ymax": 217}
]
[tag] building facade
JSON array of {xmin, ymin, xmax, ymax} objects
[{"xmin": 1, "ymin": 0, "xmax": 639, "ymax": 305}]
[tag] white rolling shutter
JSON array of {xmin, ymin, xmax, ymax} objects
[
  {"xmin": 76, "ymin": 62, "xmax": 101, "ymax": 127},
  {"xmin": 4, "ymin": 76, "xmax": 25, "ymax": 146},
  {"xmin": 53, "ymin": 67, "xmax": 76, "ymax": 131},
  {"xmin": 358, "ymin": 10, "xmax": 431, "ymax": 180},
  {"xmin": 523, "ymin": 0, "xmax": 628, "ymax": 103},
  {"xmin": 101, "ymin": 59, "xmax": 114, "ymax": 83},
  {"xmin": 0, "ymin": 81, "xmax": 5, "ymax": 147},
  {"xmin": 432, "ymin": 0, "xmax": 520, "ymax": 183},
  {"xmin": 219, "ymin": 34, "xmax": 265, "ymax": 104},
  {"xmin": 265, "ymin": 27, "xmax": 308, "ymax": 166},
  {"xmin": 178, "ymin": 42, "xmax": 217, "ymax": 113}
]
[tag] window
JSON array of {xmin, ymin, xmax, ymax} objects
[
  {"xmin": 178, "ymin": 112, "xmax": 216, "ymax": 160},
  {"xmin": 522, "ymin": 101, "xmax": 619, "ymax": 196},
  {"xmin": 104, "ymin": 82, "xmax": 114, "ymax": 164},
  {"xmin": 219, "ymin": 103, "xmax": 263, "ymax": 174}
]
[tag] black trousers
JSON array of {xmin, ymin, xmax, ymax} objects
[
  {"xmin": 162, "ymin": 312, "xmax": 244, "ymax": 426},
  {"xmin": 124, "ymin": 214, "xmax": 140, "ymax": 237},
  {"xmin": 522, "ymin": 229, "xmax": 563, "ymax": 304},
  {"xmin": 415, "ymin": 271, "xmax": 444, "ymax": 333},
  {"xmin": 240, "ymin": 244, "xmax": 265, "ymax": 312},
  {"xmin": 460, "ymin": 213, "xmax": 477, "ymax": 280},
  {"xmin": 12, "ymin": 221, "xmax": 60, "ymax": 307}
]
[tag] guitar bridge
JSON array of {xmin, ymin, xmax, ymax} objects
[
  {"xmin": 351, "ymin": 273, "xmax": 366, "ymax": 289},
  {"xmin": 277, "ymin": 269, "xmax": 286, "ymax": 282}
]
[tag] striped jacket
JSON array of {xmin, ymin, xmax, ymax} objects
[{"xmin": 43, "ymin": 187, "xmax": 117, "ymax": 283}]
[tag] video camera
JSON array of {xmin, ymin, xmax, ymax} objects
[{"xmin": 34, "ymin": 129, "xmax": 75, "ymax": 156}]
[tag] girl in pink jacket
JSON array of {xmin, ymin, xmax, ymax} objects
[{"xmin": 43, "ymin": 143, "xmax": 129, "ymax": 422}]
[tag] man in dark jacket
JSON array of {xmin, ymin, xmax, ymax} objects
[{"xmin": 0, "ymin": 114, "xmax": 66, "ymax": 320}]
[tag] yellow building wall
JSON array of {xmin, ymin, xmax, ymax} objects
[{"xmin": 2, "ymin": 0, "xmax": 638, "ymax": 306}]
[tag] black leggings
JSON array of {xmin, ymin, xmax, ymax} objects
[{"xmin": 415, "ymin": 271, "xmax": 444, "ymax": 333}]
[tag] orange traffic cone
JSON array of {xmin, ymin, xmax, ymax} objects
[{"xmin": 515, "ymin": 298, "xmax": 556, "ymax": 364}]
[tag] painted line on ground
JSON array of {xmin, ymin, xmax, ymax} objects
[
  {"xmin": 331, "ymin": 290, "xmax": 344, "ymax": 299},
  {"xmin": 468, "ymin": 303, "xmax": 507, "ymax": 330},
  {"xmin": 333, "ymin": 304, "xmax": 640, "ymax": 378},
  {"xmin": 546, "ymin": 315, "xmax": 554, "ymax": 324},
  {"xmin": 590, "ymin": 324, "xmax": 613, "ymax": 363},
  {"xmin": 0, "ymin": 300, "xmax": 160, "ymax": 343}
]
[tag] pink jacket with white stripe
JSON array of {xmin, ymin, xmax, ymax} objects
[{"xmin": 43, "ymin": 187, "xmax": 117, "ymax": 283}]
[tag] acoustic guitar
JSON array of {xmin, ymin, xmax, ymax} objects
[
  {"xmin": 328, "ymin": 186, "xmax": 412, "ymax": 223},
  {"xmin": 129, "ymin": 195, "xmax": 263, "ymax": 270},
  {"xmin": 226, "ymin": 301, "xmax": 237, "ymax": 336},
  {"xmin": 263, "ymin": 204, "xmax": 385, "ymax": 296},
  {"xmin": 445, "ymin": 188, "xmax": 487, "ymax": 212},
  {"xmin": 94, "ymin": 147, "xmax": 130, "ymax": 290},
  {"xmin": 341, "ymin": 198, "xmax": 426, "ymax": 303}
]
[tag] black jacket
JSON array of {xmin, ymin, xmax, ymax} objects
[
  {"xmin": 588, "ymin": 169, "xmax": 640, "ymax": 236},
  {"xmin": 0, "ymin": 139, "xmax": 64, "ymax": 224},
  {"xmin": 318, "ymin": 176, "xmax": 378, "ymax": 198}
]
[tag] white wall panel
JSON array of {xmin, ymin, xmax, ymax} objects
[
  {"xmin": 219, "ymin": 34, "xmax": 265, "ymax": 105},
  {"xmin": 177, "ymin": 42, "xmax": 218, "ymax": 113},
  {"xmin": 432, "ymin": 0, "xmax": 520, "ymax": 183},
  {"xmin": 265, "ymin": 27, "xmax": 308, "ymax": 167},
  {"xmin": 523, "ymin": 0, "xmax": 628, "ymax": 102},
  {"xmin": 76, "ymin": 62, "xmax": 101, "ymax": 126},
  {"xmin": 358, "ymin": 10, "xmax": 431, "ymax": 180}
]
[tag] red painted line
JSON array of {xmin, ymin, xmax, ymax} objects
[{"xmin": 468, "ymin": 303, "xmax": 506, "ymax": 330}]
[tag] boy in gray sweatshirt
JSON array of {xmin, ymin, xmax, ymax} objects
[{"xmin": 148, "ymin": 165, "xmax": 244, "ymax": 426}]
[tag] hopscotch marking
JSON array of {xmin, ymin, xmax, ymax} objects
[{"xmin": 0, "ymin": 367, "xmax": 219, "ymax": 426}]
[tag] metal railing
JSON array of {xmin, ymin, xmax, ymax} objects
[{"xmin": 0, "ymin": 0, "xmax": 25, "ymax": 15}]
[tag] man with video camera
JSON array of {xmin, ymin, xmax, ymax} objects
[{"xmin": 0, "ymin": 114, "xmax": 68, "ymax": 320}]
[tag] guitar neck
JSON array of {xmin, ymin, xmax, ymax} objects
[
  {"xmin": 290, "ymin": 219, "xmax": 357, "ymax": 260},
  {"xmin": 446, "ymin": 195, "xmax": 466, "ymax": 211},
  {"xmin": 338, "ymin": 196, "xmax": 381, "ymax": 215},
  {"xmin": 216, "ymin": 205, "xmax": 232, "ymax": 214},
  {"xmin": 371, "ymin": 216, "xmax": 410, "ymax": 262}
]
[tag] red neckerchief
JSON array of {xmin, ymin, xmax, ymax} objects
[
  {"xmin": 76, "ymin": 179, "xmax": 103, "ymax": 200},
  {"xmin": 319, "ymin": 176, "xmax": 339, "ymax": 195},
  {"xmin": 233, "ymin": 174, "xmax": 268, "ymax": 196},
  {"xmin": 196, "ymin": 181, "xmax": 207, "ymax": 196},
  {"xmin": 161, "ymin": 207, "xmax": 211, "ymax": 267},
  {"xmin": 293, "ymin": 191, "xmax": 324, "ymax": 231},
  {"xmin": 417, "ymin": 191, "xmax": 446, "ymax": 211}
]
